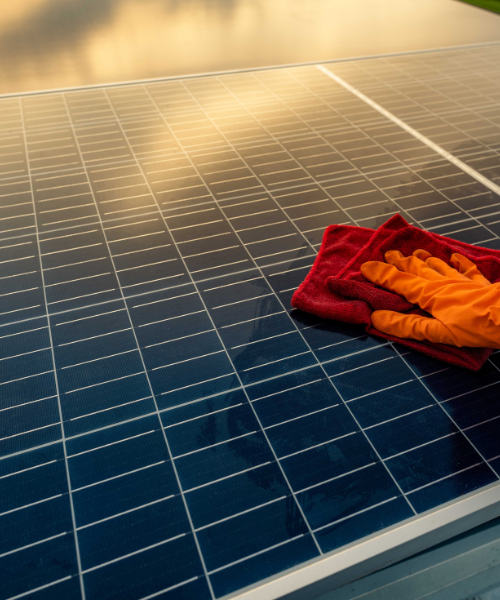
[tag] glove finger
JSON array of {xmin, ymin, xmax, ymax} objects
[
  {"xmin": 413, "ymin": 249, "xmax": 472, "ymax": 281},
  {"xmin": 384, "ymin": 250, "xmax": 446, "ymax": 281},
  {"xmin": 425, "ymin": 256, "xmax": 469, "ymax": 280},
  {"xmin": 450, "ymin": 253, "xmax": 491, "ymax": 285},
  {"xmin": 361, "ymin": 260, "xmax": 429, "ymax": 304},
  {"xmin": 413, "ymin": 249, "xmax": 432, "ymax": 261},
  {"xmin": 371, "ymin": 310, "xmax": 456, "ymax": 345}
]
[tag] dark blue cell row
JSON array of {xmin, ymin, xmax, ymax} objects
[
  {"xmin": 0, "ymin": 287, "xmax": 46, "ymax": 326},
  {"xmin": 0, "ymin": 494, "xmax": 72, "ymax": 556},
  {"xmin": 0, "ymin": 348, "xmax": 52, "ymax": 384},
  {"xmin": 127, "ymin": 286, "xmax": 200, "ymax": 328},
  {"xmin": 117, "ymin": 257, "xmax": 188, "ymax": 291},
  {"xmin": 39, "ymin": 204, "xmax": 97, "ymax": 230},
  {"xmin": 48, "ymin": 289, "xmax": 122, "ymax": 315},
  {"xmin": 163, "ymin": 391, "xmax": 258, "ymax": 457},
  {"xmin": 212, "ymin": 293, "xmax": 284, "ymax": 330},
  {"xmin": 249, "ymin": 368, "xmax": 342, "ymax": 428},
  {"xmin": 187, "ymin": 246, "xmax": 252, "ymax": 281},
  {"xmin": 166, "ymin": 203, "xmax": 224, "ymax": 231},
  {"xmin": 122, "ymin": 270, "xmax": 193, "ymax": 298},
  {"xmin": 252, "ymin": 237, "xmax": 312, "ymax": 269},
  {"xmin": 198, "ymin": 495, "xmax": 311, "ymax": 570},
  {"xmin": 17, "ymin": 577, "xmax": 82, "ymax": 600},
  {"xmin": 50, "ymin": 300, "xmax": 127, "ymax": 340},
  {"xmin": 1, "ymin": 269, "xmax": 41, "ymax": 300},
  {"xmin": 43, "ymin": 255, "xmax": 114, "ymax": 289},
  {"xmin": 0, "ymin": 395, "xmax": 61, "ymax": 458},
  {"xmin": 103, "ymin": 217, "xmax": 167, "ymax": 246},
  {"xmin": 66, "ymin": 413, "xmax": 158, "ymax": 456},
  {"xmin": 297, "ymin": 462, "xmax": 404, "ymax": 532},
  {"xmin": 161, "ymin": 388, "xmax": 246, "ymax": 428},
  {"xmin": 219, "ymin": 311, "xmax": 291, "ymax": 348},
  {"xmin": 261, "ymin": 257, "xmax": 314, "ymax": 295},
  {"xmin": 0, "ymin": 252, "xmax": 39, "ymax": 281},
  {"xmin": 0, "ymin": 234, "xmax": 36, "ymax": 259},
  {"xmin": 186, "ymin": 462, "xmax": 289, "ymax": 529},
  {"xmin": 72, "ymin": 460, "xmax": 179, "ymax": 528},
  {"xmin": 54, "ymin": 328, "xmax": 136, "ymax": 369},
  {"xmin": 349, "ymin": 379, "xmax": 435, "ymax": 429},
  {"xmin": 83, "ymin": 533, "xmax": 206, "ymax": 600},
  {"xmin": 39, "ymin": 227, "xmax": 103, "ymax": 258},
  {"xmin": 57, "ymin": 350, "xmax": 145, "ymax": 394},
  {"xmin": 199, "ymin": 274, "xmax": 271, "ymax": 311},
  {"xmin": 0, "ymin": 318, "xmax": 49, "ymax": 361},
  {"xmin": 61, "ymin": 373, "xmax": 154, "ymax": 437},
  {"xmin": 175, "ymin": 431, "xmax": 275, "ymax": 491},
  {"xmin": 210, "ymin": 534, "xmax": 318, "ymax": 598},
  {"xmin": 158, "ymin": 372, "xmax": 240, "ymax": 411},
  {"xmin": 0, "ymin": 534, "xmax": 78, "ymax": 600},
  {"xmin": 246, "ymin": 364, "xmax": 322, "ymax": 400},
  {"xmin": 142, "ymin": 329, "xmax": 223, "ymax": 371},
  {"xmin": 112, "ymin": 241, "xmax": 179, "ymax": 273},
  {"xmin": 0, "ymin": 368, "xmax": 56, "ymax": 412},
  {"xmin": 170, "ymin": 218, "xmax": 231, "ymax": 245},
  {"xmin": 0, "ymin": 444, "xmax": 67, "ymax": 514},
  {"xmin": 149, "ymin": 350, "xmax": 235, "ymax": 399},
  {"xmin": 67, "ymin": 419, "xmax": 170, "ymax": 490},
  {"xmin": 280, "ymin": 430, "xmax": 378, "ymax": 492},
  {"xmin": 419, "ymin": 359, "xmax": 500, "ymax": 403},
  {"xmin": 409, "ymin": 463, "xmax": 497, "ymax": 514},
  {"xmin": 238, "ymin": 349, "xmax": 316, "ymax": 386},
  {"xmin": 386, "ymin": 433, "xmax": 485, "ymax": 494},
  {"xmin": 366, "ymin": 405, "xmax": 458, "ymax": 459},
  {"xmin": 0, "ymin": 215, "xmax": 36, "ymax": 239},
  {"xmin": 326, "ymin": 345, "xmax": 415, "ymax": 401},
  {"xmin": 442, "ymin": 382, "xmax": 500, "ymax": 430},
  {"xmin": 78, "ymin": 494, "xmax": 190, "ymax": 571},
  {"xmin": 466, "ymin": 418, "xmax": 500, "ymax": 461},
  {"xmin": 315, "ymin": 496, "xmax": 413, "ymax": 554},
  {"xmin": 298, "ymin": 318, "xmax": 385, "ymax": 363},
  {"xmin": 265, "ymin": 403, "xmax": 357, "ymax": 459},
  {"xmin": 0, "ymin": 272, "xmax": 44, "ymax": 323},
  {"xmin": 45, "ymin": 274, "xmax": 120, "ymax": 308},
  {"xmin": 135, "ymin": 310, "xmax": 213, "ymax": 348}
]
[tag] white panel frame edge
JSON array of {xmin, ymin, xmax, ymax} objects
[{"xmin": 223, "ymin": 481, "xmax": 500, "ymax": 600}]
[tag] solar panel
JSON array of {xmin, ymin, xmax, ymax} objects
[{"xmin": 1, "ymin": 44, "xmax": 500, "ymax": 600}]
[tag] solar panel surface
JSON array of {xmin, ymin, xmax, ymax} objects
[{"xmin": 1, "ymin": 43, "xmax": 500, "ymax": 600}]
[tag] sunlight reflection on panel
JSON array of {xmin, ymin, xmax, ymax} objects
[{"xmin": 1, "ymin": 0, "xmax": 500, "ymax": 94}]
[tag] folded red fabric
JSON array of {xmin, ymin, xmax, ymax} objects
[{"xmin": 292, "ymin": 214, "xmax": 500, "ymax": 371}]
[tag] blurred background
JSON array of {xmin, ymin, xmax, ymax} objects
[{"xmin": 2, "ymin": 0, "xmax": 500, "ymax": 94}]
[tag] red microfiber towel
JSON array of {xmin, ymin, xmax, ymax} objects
[{"xmin": 292, "ymin": 214, "xmax": 500, "ymax": 371}]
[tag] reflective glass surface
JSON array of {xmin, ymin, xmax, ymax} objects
[
  {"xmin": 2, "ymin": 0, "xmax": 500, "ymax": 93},
  {"xmin": 1, "ymin": 45, "xmax": 500, "ymax": 600}
]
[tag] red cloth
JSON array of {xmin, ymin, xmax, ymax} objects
[{"xmin": 292, "ymin": 214, "xmax": 500, "ymax": 371}]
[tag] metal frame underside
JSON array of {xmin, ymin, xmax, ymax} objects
[{"xmin": 231, "ymin": 483, "xmax": 500, "ymax": 600}]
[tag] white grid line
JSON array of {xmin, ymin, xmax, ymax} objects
[
  {"xmin": 100, "ymin": 88, "xmax": 218, "ymax": 600},
  {"xmin": 18, "ymin": 97, "xmax": 87, "ymax": 600}
]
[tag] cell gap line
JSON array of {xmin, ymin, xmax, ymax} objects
[{"xmin": 316, "ymin": 64, "xmax": 500, "ymax": 197}]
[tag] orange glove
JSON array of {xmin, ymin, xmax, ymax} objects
[{"xmin": 360, "ymin": 249, "xmax": 500, "ymax": 348}]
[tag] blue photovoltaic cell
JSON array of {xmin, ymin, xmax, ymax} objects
[{"xmin": 1, "ymin": 44, "xmax": 500, "ymax": 600}]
